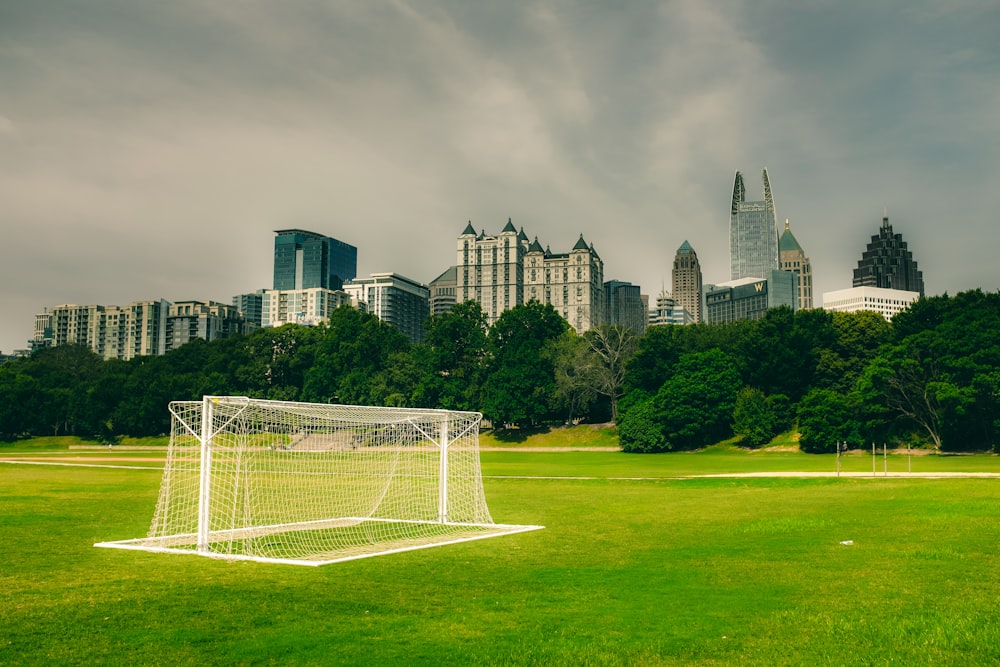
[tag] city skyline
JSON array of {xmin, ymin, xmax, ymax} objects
[{"xmin": 2, "ymin": 2, "xmax": 999, "ymax": 353}]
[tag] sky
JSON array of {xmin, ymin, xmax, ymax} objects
[{"xmin": 2, "ymin": 1, "xmax": 998, "ymax": 354}]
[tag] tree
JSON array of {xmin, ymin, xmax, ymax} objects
[
  {"xmin": 303, "ymin": 306, "xmax": 411, "ymax": 405},
  {"xmin": 585, "ymin": 324, "xmax": 638, "ymax": 421},
  {"xmin": 797, "ymin": 388, "xmax": 860, "ymax": 453},
  {"xmin": 547, "ymin": 331, "xmax": 599, "ymax": 423},
  {"xmin": 414, "ymin": 301, "xmax": 489, "ymax": 411},
  {"xmin": 732, "ymin": 387, "xmax": 778, "ymax": 448},
  {"xmin": 480, "ymin": 301, "xmax": 569, "ymax": 427},
  {"xmin": 617, "ymin": 397, "xmax": 666, "ymax": 453},
  {"xmin": 620, "ymin": 349, "xmax": 741, "ymax": 453}
]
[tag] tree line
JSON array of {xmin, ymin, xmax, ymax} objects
[{"xmin": 1, "ymin": 289, "xmax": 997, "ymax": 452}]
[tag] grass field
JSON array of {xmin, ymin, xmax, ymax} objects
[{"xmin": 3, "ymin": 439, "xmax": 1000, "ymax": 665}]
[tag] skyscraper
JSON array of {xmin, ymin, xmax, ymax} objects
[
  {"xmin": 603, "ymin": 280, "xmax": 646, "ymax": 333},
  {"xmin": 273, "ymin": 229, "xmax": 357, "ymax": 291},
  {"xmin": 671, "ymin": 240, "xmax": 703, "ymax": 323},
  {"xmin": 456, "ymin": 219, "xmax": 526, "ymax": 323},
  {"xmin": 778, "ymin": 220, "xmax": 813, "ymax": 310},
  {"xmin": 852, "ymin": 214, "xmax": 925, "ymax": 296},
  {"xmin": 730, "ymin": 169, "xmax": 779, "ymax": 280},
  {"xmin": 524, "ymin": 234, "xmax": 605, "ymax": 334}
]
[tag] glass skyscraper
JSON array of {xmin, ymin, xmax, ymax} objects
[
  {"xmin": 273, "ymin": 229, "xmax": 357, "ymax": 291},
  {"xmin": 730, "ymin": 169, "xmax": 779, "ymax": 281}
]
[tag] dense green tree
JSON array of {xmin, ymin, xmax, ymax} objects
[
  {"xmin": 617, "ymin": 397, "xmax": 666, "ymax": 453},
  {"xmin": 481, "ymin": 301, "xmax": 568, "ymax": 427},
  {"xmin": 233, "ymin": 324, "xmax": 319, "ymax": 400},
  {"xmin": 813, "ymin": 310, "xmax": 892, "ymax": 393},
  {"xmin": 413, "ymin": 301, "xmax": 489, "ymax": 411},
  {"xmin": 797, "ymin": 388, "xmax": 860, "ymax": 453},
  {"xmin": 623, "ymin": 349, "xmax": 741, "ymax": 452},
  {"xmin": 302, "ymin": 307, "xmax": 410, "ymax": 405},
  {"xmin": 732, "ymin": 387, "xmax": 778, "ymax": 448}
]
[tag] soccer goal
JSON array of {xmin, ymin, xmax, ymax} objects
[{"xmin": 96, "ymin": 396, "xmax": 543, "ymax": 566}]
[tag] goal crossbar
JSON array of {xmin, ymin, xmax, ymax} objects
[{"xmin": 95, "ymin": 396, "xmax": 543, "ymax": 565}]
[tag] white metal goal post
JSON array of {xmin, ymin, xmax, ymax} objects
[{"xmin": 96, "ymin": 396, "xmax": 543, "ymax": 566}]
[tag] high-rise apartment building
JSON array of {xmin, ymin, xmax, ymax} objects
[
  {"xmin": 427, "ymin": 266, "xmax": 458, "ymax": 316},
  {"xmin": 852, "ymin": 214, "xmax": 925, "ymax": 296},
  {"xmin": 33, "ymin": 299, "xmax": 250, "ymax": 360},
  {"xmin": 344, "ymin": 273, "xmax": 430, "ymax": 344},
  {"xmin": 456, "ymin": 219, "xmax": 527, "ymax": 323},
  {"xmin": 261, "ymin": 288, "xmax": 354, "ymax": 328},
  {"xmin": 233, "ymin": 291, "xmax": 265, "ymax": 328},
  {"xmin": 525, "ymin": 235, "xmax": 604, "ymax": 334},
  {"xmin": 671, "ymin": 240, "xmax": 703, "ymax": 323},
  {"xmin": 165, "ymin": 301, "xmax": 249, "ymax": 352},
  {"xmin": 455, "ymin": 221, "xmax": 606, "ymax": 334},
  {"xmin": 778, "ymin": 220, "xmax": 814, "ymax": 310},
  {"xmin": 273, "ymin": 229, "xmax": 357, "ymax": 291},
  {"xmin": 730, "ymin": 169, "xmax": 779, "ymax": 280}
]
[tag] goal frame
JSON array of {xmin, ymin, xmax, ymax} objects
[{"xmin": 95, "ymin": 396, "xmax": 543, "ymax": 566}]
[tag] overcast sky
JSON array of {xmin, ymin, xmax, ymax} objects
[{"xmin": 2, "ymin": 1, "xmax": 998, "ymax": 353}]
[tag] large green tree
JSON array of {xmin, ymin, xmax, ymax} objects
[
  {"xmin": 620, "ymin": 349, "xmax": 741, "ymax": 452},
  {"xmin": 413, "ymin": 301, "xmax": 489, "ymax": 411},
  {"xmin": 302, "ymin": 306, "xmax": 410, "ymax": 405},
  {"xmin": 481, "ymin": 301, "xmax": 568, "ymax": 427},
  {"xmin": 797, "ymin": 388, "xmax": 860, "ymax": 454}
]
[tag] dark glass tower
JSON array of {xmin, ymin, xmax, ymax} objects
[
  {"xmin": 273, "ymin": 229, "xmax": 357, "ymax": 291},
  {"xmin": 852, "ymin": 215, "xmax": 924, "ymax": 297}
]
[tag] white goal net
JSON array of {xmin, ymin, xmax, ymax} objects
[{"xmin": 96, "ymin": 396, "xmax": 542, "ymax": 566}]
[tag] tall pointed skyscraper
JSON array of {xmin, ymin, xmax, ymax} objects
[
  {"xmin": 779, "ymin": 219, "xmax": 813, "ymax": 310},
  {"xmin": 730, "ymin": 169, "xmax": 779, "ymax": 280},
  {"xmin": 853, "ymin": 213, "xmax": 924, "ymax": 296},
  {"xmin": 672, "ymin": 240, "xmax": 703, "ymax": 323}
]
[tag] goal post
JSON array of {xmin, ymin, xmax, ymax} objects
[{"xmin": 96, "ymin": 396, "xmax": 543, "ymax": 566}]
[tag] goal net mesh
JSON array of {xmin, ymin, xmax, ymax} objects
[{"xmin": 96, "ymin": 396, "xmax": 542, "ymax": 565}]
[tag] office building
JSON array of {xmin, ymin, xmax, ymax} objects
[
  {"xmin": 730, "ymin": 168, "xmax": 779, "ymax": 280},
  {"xmin": 273, "ymin": 229, "xmax": 357, "ymax": 291},
  {"xmin": 672, "ymin": 240, "xmax": 703, "ymax": 323},
  {"xmin": 704, "ymin": 270, "xmax": 796, "ymax": 324},
  {"xmin": 778, "ymin": 220, "xmax": 814, "ymax": 310},
  {"xmin": 823, "ymin": 286, "xmax": 920, "ymax": 321},
  {"xmin": 604, "ymin": 280, "xmax": 646, "ymax": 333},
  {"xmin": 852, "ymin": 214, "xmax": 925, "ymax": 296},
  {"xmin": 344, "ymin": 273, "xmax": 430, "ymax": 344}
]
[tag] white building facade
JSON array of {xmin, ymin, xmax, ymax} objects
[{"xmin": 822, "ymin": 286, "xmax": 920, "ymax": 321}]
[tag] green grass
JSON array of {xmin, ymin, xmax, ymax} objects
[
  {"xmin": 3, "ymin": 451, "xmax": 1000, "ymax": 665},
  {"xmin": 481, "ymin": 423, "xmax": 620, "ymax": 448}
]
